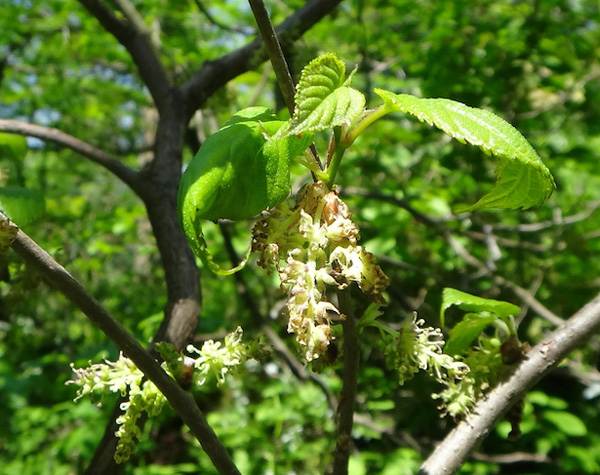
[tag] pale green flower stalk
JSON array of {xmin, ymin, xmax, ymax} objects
[
  {"xmin": 253, "ymin": 181, "xmax": 389, "ymax": 361},
  {"xmin": 67, "ymin": 327, "xmax": 254, "ymax": 463}
]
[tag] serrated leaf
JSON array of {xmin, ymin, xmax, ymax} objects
[
  {"xmin": 375, "ymin": 89, "xmax": 555, "ymax": 211},
  {"xmin": 445, "ymin": 313, "xmax": 497, "ymax": 356},
  {"xmin": 0, "ymin": 132, "xmax": 28, "ymax": 162},
  {"xmin": 441, "ymin": 288, "xmax": 520, "ymax": 326},
  {"xmin": 0, "ymin": 186, "xmax": 45, "ymax": 224},
  {"xmin": 288, "ymin": 54, "xmax": 365, "ymax": 136}
]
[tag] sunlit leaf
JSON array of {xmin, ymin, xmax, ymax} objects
[
  {"xmin": 445, "ymin": 313, "xmax": 497, "ymax": 356},
  {"xmin": 177, "ymin": 106, "xmax": 310, "ymax": 274},
  {"xmin": 287, "ymin": 53, "xmax": 365, "ymax": 136},
  {"xmin": 441, "ymin": 288, "xmax": 520, "ymax": 326},
  {"xmin": 0, "ymin": 186, "xmax": 45, "ymax": 224},
  {"xmin": 374, "ymin": 89, "xmax": 555, "ymax": 211}
]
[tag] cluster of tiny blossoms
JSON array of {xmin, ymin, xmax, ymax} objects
[
  {"xmin": 385, "ymin": 315, "xmax": 472, "ymax": 416},
  {"xmin": 433, "ymin": 335, "xmax": 505, "ymax": 417},
  {"xmin": 253, "ymin": 181, "xmax": 389, "ymax": 361},
  {"xmin": 67, "ymin": 327, "xmax": 252, "ymax": 463}
]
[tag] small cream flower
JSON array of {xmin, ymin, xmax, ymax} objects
[{"xmin": 253, "ymin": 181, "xmax": 389, "ymax": 361}]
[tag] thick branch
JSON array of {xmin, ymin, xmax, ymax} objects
[
  {"xmin": 419, "ymin": 292, "xmax": 600, "ymax": 475},
  {"xmin": 77, "ymin": 0, "xmax": 171, "ymax": 111},
  {"xmin": 0, "ymin": 119, "xmax": 142, "ymax": 194},
  {"xmin": 181, "ymin": 0, "xmax": 343, "ymax": 117},
  {"xmin": 2, "ymin": 211, "xmax": 239, "ymax": 475}
]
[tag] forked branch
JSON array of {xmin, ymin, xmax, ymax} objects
[{"xmin": 419, "ymin": 292, "xmax": 600, "ymax": 475}]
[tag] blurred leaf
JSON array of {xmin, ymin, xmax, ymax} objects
[
  {"xmin": 543, "ymin": 410, "xmax": 587, "ymax": 437},
  {"xmin": 0, "ymin": 133, "xmax": 28, "ymax": 162},
  {"xmin": 0, "ymin": 186, "xmax": 45, "ymax": 224}
]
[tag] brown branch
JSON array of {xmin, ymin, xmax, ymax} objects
[
  {"xmin": 181, "ymin": 0, "xmax": 344, "ymax": 118},
  {"xmin": 76, "ymin": 0, "xmax": 171, "ymax": 111},
  {"xmin": 419, "ymin": 292, "xmax": 600, "ymax": 475},
  {"xmin": 2, "ymin": 211, "xmax": 239, "ymax": 475},
  {"xmin": 0, "ymin": 119, "xmax": 143, "ymax": 194},
  {"xmin": 248, "ymin": 0, "xmax": 297, "ymax": 116},
  {"xmin": 339, "ymin": 187, "xmax": 446, "ymax": 228},
  {"xmin": 332, "ymin": 289, "xmax": 360, "ymax": 475}
]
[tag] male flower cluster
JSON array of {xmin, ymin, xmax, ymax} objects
[
  {"xmin": 253, "ymin": 181, "xmax": 389, "ymax": 361},
  {"xmin": 68, "ymin": 327, "xmax": 253, "ymax": 463},
  {"xmin": 386, "ymin": 315, "xmax": 469, "ymax": 387}
]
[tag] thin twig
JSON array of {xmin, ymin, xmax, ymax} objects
[
  {"xmin": 445, "ymin": 233, "xmax": 564, "ymax": 326},
  {"xmin": 419, "ymin": 292, "xmax": 600, "ymax": 475},
  {"xmin": 3, "ymin": 212, "xmax": 240, "ymax": 475},
  {"xmin": 332, "ymin": 289, "xmax": 360, "ymax": 475},
  {"xmin": 248, "ymin": 0, "xmax": 297, "ymax": 116},
  {"xmin": 246, "ymin": 0, "xmax": 323, "ymax": 171},
  {"xmin": 491, "ymin": 200, "xmax": 600, "ymax": 232},
  {"xmin": 342, "ymin": 186, "xmax": 565, "ymax": 325},
  {"xmin": 181, "ymin": 0, "xmax": 344, "ymax": 116}
]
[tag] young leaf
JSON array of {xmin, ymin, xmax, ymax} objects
[
  {"xmin": 444, "ymin": 313, "xmax": 497, "ymax": 356},
  {"xmin": 0, "ymin": 186, "xmax": 45, "ymax": 224},
  {"xmin": 287, "ymin": 53, "xmax": 365, "ymax": 136},
  {"xmin": 177, "ymin": 106, "xmax": 310, "ymax": 274},
  {"xmin": 441, "ymin": 288, "xmax": 520, "ymax": 326},
  {"xmin": 374, "ymin": 89, "xmax": 555, "ymax": 211}
]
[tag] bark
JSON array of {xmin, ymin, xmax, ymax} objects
[{"xmin": 419, "ymin": 293, "xmax": 600, "ymax": 475}]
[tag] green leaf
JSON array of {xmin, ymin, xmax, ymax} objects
[
  {"xmin": 0, "ymin": 132, "xmax": 28, "ymax": 162},
  {"xmin": 445, "ymin": 313, "xmax": 497, "ymax": 356},
  {"xmin": 441, "ymin": 288, "xmax": 520, "ymax": 326},
  {"xmin": 374, "ymin": 89, "xmax": 555, "ymax": 211},
  {"xmin": 177, "ymin": 106, "xmax": 310, "ymax": 274},
  {"xmin": 288, "ymin": 53, "xmax": 365, "ymax": 136},
  {"xmin": 543, "ymin": 410, "xmax": 587, "ymax": 437},
  {"xmin": 0, "ymin": 186, "xmax": 45, "ymax": 224}
]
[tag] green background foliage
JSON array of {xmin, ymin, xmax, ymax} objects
[{"xmin": 1, "ymin": 0, "xmax": 600, "ymax": 473}]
